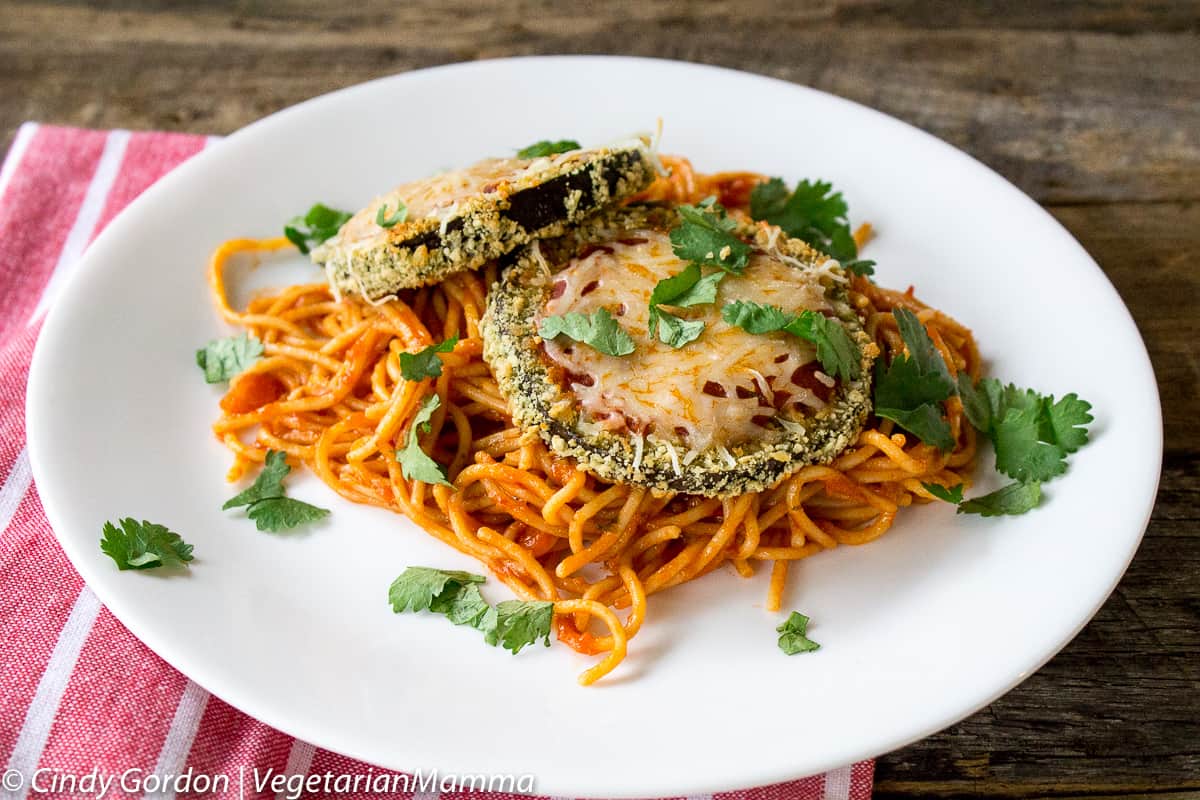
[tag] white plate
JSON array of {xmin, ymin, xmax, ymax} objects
[{"xmin": 26, "ymin": 56, "xmax": 1161, "ymax": 797}]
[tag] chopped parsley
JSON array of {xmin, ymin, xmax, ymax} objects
[
  {"xmin": 749, "ymin": 178, "xmax": 859, "ymax": 262},
  {"xmin": 958, "ymin": 481, "xmax": 1043, "ymax": 517},
  {"xmin": 776, "ymin": 611, "xmax": 820, "ymax": 655},
  {"xmin": 647, "ymin": 262, "xmax": 725, "ymax": 348},
  {"xmin": 670, "ymin": 199, "xmax": 752, "ymax": 275},
  {"xmin": 375, "ymin": 202, "xmax": 407, "ymax": 229},
  {"xmin": 389, "ymin": 567, "xmax": 552, "ymax": 653},
  {"xmin": 721, "ymin": 300, "xmax": 861, "ymax": 381},
  {"xmin": 538, "ymin": 308, "xmax": 635, "ymax": 357},
  {"xmin": 872, "ymin": 308, "xmax": 957, "ymax": 451},
  {"xmin": 195, "ymin": 333, "xmax": 263, "ymax": 383},
  {"xmin": 399, "ymin": 337, "xmax": 458, "ymax": 381},
  {"xmin": 396, "ymin": 394, "xmax": 452, "ymax": 486},
  {"xmin": 223, "ymin": 450, "xmax": 330, "ymax": 531},
  {"xmin": 100, "ymin": 518, "xmax": 194, "ymax": 571},
  {"xmin": 283, "ymin": 203, "xmax": 353, "ymax": 255},
  {"xmin": 842, "ymin": 259, "xmax": 876, "ymax": 276},
  {"xmin": 516, "ymin": 139, "xmax": 581, "ymax": 158}
]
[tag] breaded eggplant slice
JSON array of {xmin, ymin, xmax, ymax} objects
[
  {"xmin": 313, "ymin": 140, "xmax": 656, "ymax": 301},
  {"xmin": 481, "ymin": 204, "xmax": 877, "ymax": 497}
]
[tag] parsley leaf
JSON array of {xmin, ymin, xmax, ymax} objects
[
  {"xmin": 246, "ymin": 497, "xmax": 329, "ymax": 531},
  {"xmin": 375, "ymin": 202, "xmax": 407, "ymax": 229},
  {"xmin": 516, "ymin": 139, "xmax": 581, "ymax": 158},
  {"xmin": 1045, "ymin": 393, "xmax": 1094, "ymax": 455},
  {"xmin": 284, "ymin": 203, "xmax": 353, "ymax": 255},
  {"xmin": 922, "ymin": 482, "xmax": 965, "ymax": 504},
  {"xmin": 749, "ymin": 177, "xmax": 858, "ymax": 261},
  {"xmin": 222, "ymin": 449, "xmax": 290, "ymax": 509},
  {"xmin": 958, "ymin": 481, "xmax": 1043, "ymax": 516},
  {"xmin": 196, "ymin": 333, "xmax": 263, "ymax": 383},
  {"xmin": 429, "ymin": 581, "xmax": 496, "ymax": 630},
  {"xmin": 646, "ymin": 263, "xmax": 725, "ymax": 348},
  {"xmin": 389, "ymin": 566, "xmax": 486, "ymax": 614},
  {"xmin": 399, "ymin": 337, "xmax": 458, "ymax": 381},
  {"xmin": 396, "ymin": 394, "xmax": 452, "ymax": 486},
  {"xmin": 670, "ymin": 202, "xmax": 751, "ymax": 275},
  {"xmin": 720, "ymin": 301, "xmax": 862, "ymax": 381},
  {"xmin": 100, "ymin": 518, "xmax": 194, "ymax": 571},
  {"xmin": 538, "ymin": 308, "xmax": 635, "ymax": 357},
  {"xmin": 222, "ymin": 449, "xmax": 329, "ymax": 532},
  {"xmin": 872, "ymin": 308, "xmax": 956, "ymax": 450},
  {"xmin": 484, "ymin": 600, "xmax": 554, "ymax": 654},
  {"xmin": 776, "ymin": 611, "xmax": 821, "ymax": 655}
]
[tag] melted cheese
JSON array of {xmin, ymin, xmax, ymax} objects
[
  {"xmin": 540, "ymin": 230, "xmax": 835, "ymax": 451},
  {"xmin": 326, "ymin": 148, "xmax": 595, "ymax": 254}
]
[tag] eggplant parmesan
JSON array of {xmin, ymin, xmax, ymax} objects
[
  {"xmin": 481, "ymin": 205, "xmax": 877, "ymax": 497},
  {"xmin": 312, "ymin": 140, "xmax": 656, "ymax": 301}
]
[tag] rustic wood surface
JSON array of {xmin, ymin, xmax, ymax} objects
[{"xmin": 4, "ymin": 2, "xmax": 1197, "ymax": 796}]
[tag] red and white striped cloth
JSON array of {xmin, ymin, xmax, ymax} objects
[{"xmin": 0, "ymin": 124, "xmax": 875, "ymax": 800}]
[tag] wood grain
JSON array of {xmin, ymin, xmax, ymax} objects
[{"xmin": 3, "ymin": 2, "xmax": 1197, "ymax": 795}]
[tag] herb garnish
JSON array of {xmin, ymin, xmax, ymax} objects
[
  {"xmin": 396, "ymin": 394, "xmax": 452, "ymax": 486},
  {"xmin": 100, "ymin": 518, "xmax": 194, "ymax": 571},
  {"xmin": 749, "ymin": 178, "xmax": 859, "ymax": 262},
  {"xmin": 538, "ymin": 308, "xmax": 636, "ymax": 357},
  {"xmin": 721, "ymin": 300, "xmax": 862, "ymax": 381},
  {"xmin": 196, "ymin": 333, "xmax": 263, "ymax": 383},
  {"xmin": 223, "ymin": 450, "xmax": 330, "ymax": 531},
  {"xmin": 399, "ymin": 337, "xmax": 459, "ymax": 381},
  {"xmin": 389, "ymin": 567, "xmax": 553, "ymax": 653},
  {"xmin": 516, "ymin": 140, "xmax": 581, "ymax": 158},
  {"xmin": 872, "ymin": 308, "xmax": 957, "ymax": 451},
  {"xmin": 647, "ymin": 263, "xmax": 726, "ymax": 348},
  {"xmin": 283, "ymin": 203, "xmax": 353, "ymax": 254},
  {"xmin": 375, "ymin": 202, "xmax": 407, "ymax": 229},
  {"xmin": 776, "ymin": 611, "xmax": 821, "ymax": 655},
  {"xmin": 670, "ymin": 199, "xmax": 751, "ymax": 275}
]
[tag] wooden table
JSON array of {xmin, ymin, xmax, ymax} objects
[{"xmin": 5, "ymin": 2, "xmax": 1197, "ymax": 796}]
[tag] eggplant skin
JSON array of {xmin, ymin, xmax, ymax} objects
[
  {"xmin": 315, "ymin": 144, "xmax": 655, "ymax": 301},
  {"xmin": 480, "ymin": 205, "xmax": 876, "ymax": 498}
]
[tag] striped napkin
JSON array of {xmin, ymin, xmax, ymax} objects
[{"xmin": 0, "ymin": 124, "xmax": 875, "ymax": 800}]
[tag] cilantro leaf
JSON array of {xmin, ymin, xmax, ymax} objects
[
  {"xmin": 484, "ymin": 599, "xmax": 554, "ymax": 654},
  {"xmin": 749, "ymin": 177, "xmax": 858, "ymax": 261},
  {"xmin": 958, "ymin": 375, "xmax": 1093, "ymax": 484},
  {"xmin": 720, "ymin": 301, "xmax": 861, "ymax": 380},
  {"xmin": 196, "ymin": 333, "xmax": 263, "ymax": 383},
  {"xmin": 670, "ymin": 202, "xmax": 751, "ymax": 275},
  {"xmin": 958, "ymin": 481, "xmax": 1043, "ymax": 516},
  {"xmin": 646, "ymin": 263, "xmax": 725, "ymax": 348},
  {"xmin": 284, "ymin": 203, "xmax": 352, "ymax": 254},
  {"xmin": 399, "ymin": 337, "xmax": 458, "ymax": 381},
  {"xmin": 538, "ymin": 308, "xmax": 635, "ymax": 357},
  {"xmin": 516, "ymin": 140, "xmax": 580, "ymax": 158},
  {"xmin": 842, "ymin": 259, "xmax": 876, "ymax": 276},
  {"xmin": 396, "ymin": 394, "xmax": 452, "ymax": 486},
  {"xmin": 389, "ymin": 566, "xmax": 486, "ymax": 614},
  {"xmin": 375, "ymin": 202, "xmax": 407, "ymax": 229},
  {"xmin": 245, "ymin": 497, "xmax": 329, "ymax": 531},
  {"xmin": 922, "ymin": 482, "xmax": 965, "ymax": 504},
  {"xmin": 872, "ymin": 308, "xmax": 956, "ymax": 450},
  {"xmin": 651, "ymin": 310, "xmax": 706, "ymax": 348},
  {"xmin": 100, "ymin": 518, "xmax": 194, "ymax": 571},
  {"xmin": 776, "ymin": 611, "xmax": 821, "ymax": 655},
  {"xmin": 429, "ymin": 581, "xmax": 496, "ymax": 630},
  {"xmin": 223, "ymin": 449, "xmax": 291, "ymax": 509},
  {"xmin": 1045, "ymin": 393, "xmax": 1093, "ymax": 454}
]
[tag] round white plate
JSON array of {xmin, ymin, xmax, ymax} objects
[{"xmin": 27, "ymin": 56, "xmax": 1161, "ymax": 797}]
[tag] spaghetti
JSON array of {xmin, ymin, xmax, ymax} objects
[{"xmin": 207, "ymin": 157, "xmax": 980, "ymax": 685}]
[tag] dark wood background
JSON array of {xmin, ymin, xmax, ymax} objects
[{"xmin": 4, "ymin": 2, "xmax": 1197, "ymax": 796}]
